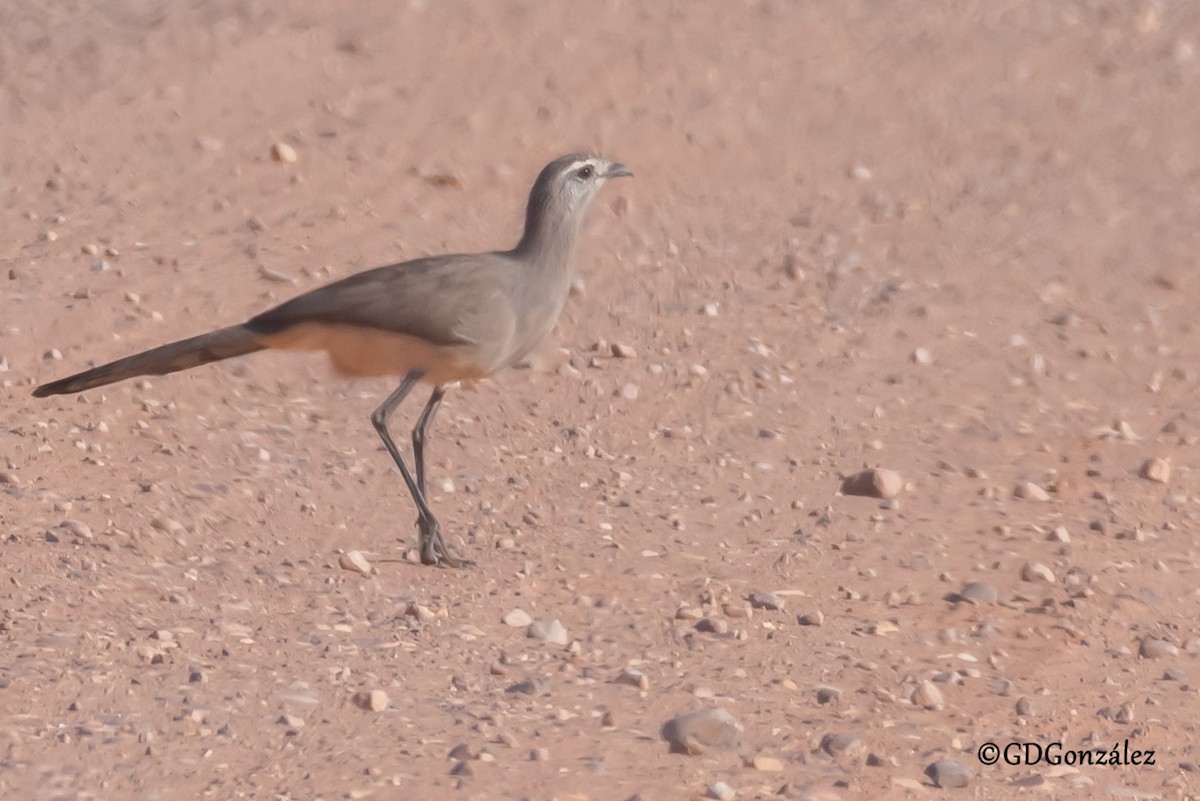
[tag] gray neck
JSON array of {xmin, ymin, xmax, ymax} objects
[{"xmin": 510, "ymin": 192, "xmax": 585, "ymax": 268}]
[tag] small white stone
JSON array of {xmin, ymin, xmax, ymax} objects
[
  {"xmin": 1139, "ymin": 457, "xmax": 1170, "ymax": 484},
  {"xmin": 338, "ymin": 550, "xmax": 373, "ymax": 577},
  {"xmin": 797, "ymin": 610, "xmax": 824, "ymax": 627},
  {"xmin": 60, "ymin": 519, "xmax": 93, "ymax": 540},
  {"xmin": 503, "ymin": 608, "xmax": 533, "ymax": 627},
  {"xmin": 911, "ymin": 680, "xmax": 945, "ymax": 710},
  {"xmin": 615, "ymin": 669, "xmax": 650, "ymax": 691},
  {"xmin": 708, "ymin": 781, "xmax": 736, "ymax": 801},
  {"xmin": 527, "ymin": 618, "xmax": 568, "ymax": 646},
  {"xmin": 1013, "ymin": 481, "xmax": 1050, "ymax": 502},
  {"xmin": 271, "ymin": 142, "xmax": 298, "ymax": 164},
  {"xmin": 1021, "ymin": 562, "xmax": 1055, "ymax": 583}
]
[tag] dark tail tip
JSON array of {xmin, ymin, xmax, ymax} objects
[{"xmin": 31, "ymin": 384, "xmax": 54, "ymax": 398}]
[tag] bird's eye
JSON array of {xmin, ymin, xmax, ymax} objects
[{"xmin": 576, "ymin": 165, "xmax": 594, "ymax": 179}]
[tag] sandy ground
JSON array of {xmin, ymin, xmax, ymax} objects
[{"xmin": 4, "ymin": 1, "xmax": 1200, "ymax": 799}]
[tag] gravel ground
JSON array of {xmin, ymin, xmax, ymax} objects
[{"xmin": 3, "ymin": 2, "xmax": 1200, "ymax": 799}]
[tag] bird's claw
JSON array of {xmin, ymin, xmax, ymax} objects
[{"xmin": 418, "ymin": 518, "xmax": 474, "ymax": 568}]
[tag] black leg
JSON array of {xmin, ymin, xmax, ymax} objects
[
  {"xmin": 370, "ymin": 372, "xmax": 469, "ymax": 567},
  {"xmin": 412, "ymin": 386, "xmax": 445, "ymax": 499}
]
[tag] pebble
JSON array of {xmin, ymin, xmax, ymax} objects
[
  {"xmin": 696, "ymin": 617, "xmax": 729, "ymax": 634},
  {"xmin": 1049, "ymin": 526, "xmax": 1071, "ymax": 543},
  {"xmin": 708, "ymin": 781, "xmax": 736, "ymax": 801},
  {"xmin": 615, "ymin": 669, "xmax": 650, "ymax": 690},
  {"xmin": 505, "ymin": 678, "xmax": 547, "ymax": 696},
  {"xmin": 1104, "ymin": 787, "xmax": 1161, "ymax": 799},
  {"xmin": 956, "ymin": 581, "xmax": 999, "ymax": 604},
  {"xmin": 530, "ymin": 747, "xmax": 550, "ymax": 761},
  {"xmin": 352, "ymin": 690, "xmax": 389, "ymax": 712},
  {"xmin": 722, "ymin": 603, "xmax": 751, "ymax": 619},
  {"xmin": 797, "ymin": 611, "xmax": 825, "ymax": 627},
  {"xmin": 820, "ymin": 733, "xmax": 865, "ymax": 763},
  {"xmin": 1140, "ymin": 638, "xmax": 1179, "ymax": 659},
  {"xmin": 815, "ymin": 686, "xmax": 842, "ymax": 705},
  {"xmin": 611, "ymin": 343, "xmax": 637, "ymax": 359},
  {"xmin": 749, "ymin": 755, "xmax": 784, "ymax": 772},
  {"xmin": 59, "ymin": 519, "xmax": 93, "ymax": 541},
  {"xmin": 271, "ymin": 142, "xmax": 298, "ymax": 164},
  {"xmin": 1013, "ymin": 481, "xmax": 1050, "ymax": 501},
  {"xmin": 1015, "ymin": 697, "xmax": 1034, "ymax": 716},
  {"xmin": 925, "ymin": 758, "xmax": 972, "ymax": 788},
  {"xmin": 406, "ymin": 603, "xmax": 436, "ymax": 623},
  {"xmin": 911, "ymin": 680, "xmax": 945, "ymax": 710},
  {"xmin": 338, "ymin": 550, "xmax": 373, "ymax": 576},
  {"xmin": 749, "ymin": 590, "xmax": 784, "ymax": 611},
  {"xmin": 1020, "ymin": 562, "xmax": 1055, "ymax": 583},
  {"xmin": 527, "ymin": 618, "xmax": 568, "ymax": 646},
  {"xmin": 1139, "ymin": 457, "xmax": 1170, "ymax": 484},
  {"xmin": 841, "ymin": 468, "xmax": 903, "ymax": 499},
  {"xmin": 503, "ymin": 608, "xmax": 533, "ymax": 627},
  {"xmin": 151, "ymin": 517, "xmax": 185, "ymax": 534},
  {"xmin": 660, "ymin": 708, "xmax": 742, "ymax": 755}
]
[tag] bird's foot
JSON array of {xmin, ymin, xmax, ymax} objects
[{"xmin": 417, "ymin": 518, "xmax": 474, "ymax": 568}]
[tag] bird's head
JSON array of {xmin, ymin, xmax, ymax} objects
[
  {"xmin": 535, "ymin": 153, "xmax": 632, "ymax": 216},
  {"xmin": 516, "ymin": 154, "xmax": 632, "ymax": 256}
]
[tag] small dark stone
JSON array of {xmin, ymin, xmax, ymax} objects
[
  {"xmin": 925, "ymin": 758, "xmax": 971, "ymax": 788},
  {"xmin": 954, "ymin": 581, "xmax": 999, "ymax": 604},
  {"xmin": 749, "ymin": 591, "xmax": 784, "ymax": 611},
  {"xmin": 815, "ymin": 686, "xmax": 842, "ymax": 705}
]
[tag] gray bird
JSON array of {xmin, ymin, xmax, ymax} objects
[{"xmin": 33, "ymin": 153, "xmax": 633, "ymax": 567}]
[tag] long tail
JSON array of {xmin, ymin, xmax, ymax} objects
[{"xmin": 32, "ymin": 324, "xmax": 265, "ymax": 397}]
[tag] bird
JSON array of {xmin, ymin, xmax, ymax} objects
[{"xmin": 33, "ymin": 153, "xmax": 633, "ymax": 567}]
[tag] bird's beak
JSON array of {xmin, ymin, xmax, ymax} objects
[{"xmin": 605, "ymin": 162, "xmax": 633, "ymax": 179}]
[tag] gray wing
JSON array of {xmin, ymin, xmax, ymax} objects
[{"xmin": 246, "ymin": 252, "xmax": 516, "ymax": 347}]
